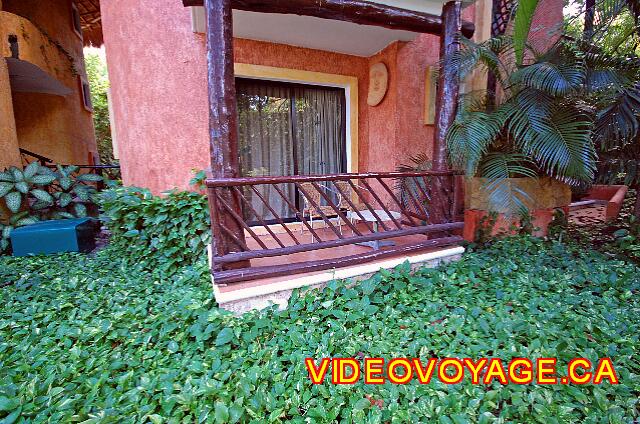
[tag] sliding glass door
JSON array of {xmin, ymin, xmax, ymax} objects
[{"xmin": 236, "ymin": 78, "xmax": 347, "ymax": 220}]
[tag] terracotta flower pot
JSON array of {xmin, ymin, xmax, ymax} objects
[{"xmin": 463, "ymin": 177, "xmax": 572, "ymax": 241}]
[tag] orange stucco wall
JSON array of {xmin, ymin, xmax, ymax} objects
[
  {"xmin": 0, "ymin": 58, "xmax": 20, "ymax": 170},
  {"xmin": 0, "ymin": 0, "xmax": 97, "ymax": 166},
  {"xmin": 102, "ymin": 0, "xmax": 564, "ymax": 194}
]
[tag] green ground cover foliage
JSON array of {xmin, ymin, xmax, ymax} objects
[
  {"xmin": 0, "ymin": 235, "xmax": 639, "ymax": 423},
  {"xmin": 98, "ymin": 186, "xmax": 210, "ymax": 274}
]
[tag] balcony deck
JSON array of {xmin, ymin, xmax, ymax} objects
[{"xmin": 212, "ymin": 220, "xmax": 464, "ymax": 312}]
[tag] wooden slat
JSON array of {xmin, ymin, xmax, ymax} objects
[
  {"xmin": 183, "ymin": 0, "xmax": 475, "ymax": 38},
  {"xmin": 359, "ymin": 179, "xmax": 403, "ymax": 230},
  {"xmin": 348, "ymin": 179, "xmax": 390, "ymax": 231},
  {"xmin": 214, "ymin": 222, "xmax": 464, "ymax": 263},
  {"xmin": 249, "ymin": 185, "xmax": 302, "ymax": 245},
  {"xmin": 218, "ymin": 222, "xmax": 250, "ymax": 251},
  {"xmin": 213, "ymin": 236, "xmax": 464, "ymax": 284},
  {"xmin": 375, "ymin": 177, "xmax": 420, "ymax": 227},
  {"xmin": 311, "ymin": 181, "xmax": 362, "ymax": 236},
  {"xmin": 216, "ymin": 191, "xmax": 269, "ymax": 250},
  {"xmin": 295, "ymin": 182, "xmax": 344, "ymax": 239},
  {"xmin": 232, "ymin": 186, "xmax": 286, "ymax": 248},
  {"xmin": 400, "ymin": 177, "xmax": 430, "ymax": 219},
  {"xmin": 272, "ymin": 184, "xmax": 323, "ymax": 242},
  {"xmin": 207, "ymin": 171, "xmax": 459, "ymax": 187},
  {"xmin": 332, "ymin": 181, "xmax": 375, "ymax": 233}
]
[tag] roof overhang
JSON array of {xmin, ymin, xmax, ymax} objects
[
  {"xmin": 6, "ymin": 58, "xmax": 73, "ymax": 96},
  {"xmin": 184, "ymin": 0, "xmax": 475, "ymax": 37},
  {"xmin": 231, "ymin": 10, "xmax": 424, "ymax": 56},
  {"xmin": 77, "ymin": 0, "xmax": 103, "ymax": 46}
]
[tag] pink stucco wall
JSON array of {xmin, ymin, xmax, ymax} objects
[
  {"xmin": 102, "ymin": 0, "xmax": 564, "ymax": 194},
  {"xmin": 101, "ymin": 0, "xmax": 209, "ymax": 192}
]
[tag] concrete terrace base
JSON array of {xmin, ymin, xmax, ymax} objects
[{"xmin": 212, "ymin": 246, "xmax": 465, "ymax": 314}]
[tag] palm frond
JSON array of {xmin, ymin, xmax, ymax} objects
[
  {"xmin": 584, "ymin": 50, "xmax": 639, "ymax": 91},
  {"xmin": 510, "ymin": 59, "xmax": 585, "ymax": 96},
  {"xmin": 447, "ymin": 110, "xmax": 503, "ymax": 174},
  {"xmin": 479, "ymin": 153, "xmax": 539, "ymax": 215},
  {"xmin": 504, "ymin": 88, "xmax": 555, "ymax": 143},
  {"xmin": 513, "ymin": 0, "xmax": 540, "ymax": 65},
  {"xmin": 520, "ymin": 106, "xmax": 596, "ymax": 183},
  {"xmin": 595, "ymin": 83, "xmax": 640, "ymax": 149},
  {"xmin": 451, "ymin": 36, "xmax": 514, "ymax": 88}
]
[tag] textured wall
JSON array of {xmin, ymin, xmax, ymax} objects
[
  {"xmin": 529, "ymin": 0, "xmax": 565, "ymax": 52},
  {"xmin": 0, "ymin": 0, "xmax": 97, "ymax": 165},
  {"xmin": 0, "ymin": 58, "xmax": 20, "ymax": 170},
  {"xmin": 101, "ymin": 0, "xmax": 210, "ymax": 192},
  {"xmin": 102, "ymin": 0, "xmax": 564, "ymax": 194}
]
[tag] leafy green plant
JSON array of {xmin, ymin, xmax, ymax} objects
[
  {"xmin": 1, "ymin": 236, "xmax": 639, "ymax": 422},
  {"xmin": 612, "ymin": 225, "xmax": 640, "ymax": 261},
  {"xmin": 562, "ymin": 0, "xmax": 640, "ymax": 217},
  {"xmin": 85, "ymin": 49, "xmax": 116, "ymax": 164},
  {"xmin": 0, "ymin": 162, "xmax": 57, "ymax": 218},
  {"xmin": 448, "ymin": 36, "xmax": 597, "ymax": 213},
  {"xmin": 99, "ymin": 186, "xmax": 211, "ymax": 274},
  {"xmin": 447, "ymin": 0, "xmax": 640, "ymax": 215},
  {"xmin": 0, "ymin": 162, "xmax": 104, "ymax": 254},
  {"xmin": 48, "ymin": 164, "xmax": 104, "ymax": 219},
  {"xmin": 0, "ymin": 222, "xmax": 11, "ymax": 253}
]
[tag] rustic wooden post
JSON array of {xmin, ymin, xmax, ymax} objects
[
  {"xmin": 433, "ymin": 0, "xmax": 462, "ymax": 171},
  {"xmin": 431, "ymin": 1, "xmax": 462, "ymax": 223},
  {"xmin": 204, "ymin": 0, "xmax": 249, "ymax": 271}
]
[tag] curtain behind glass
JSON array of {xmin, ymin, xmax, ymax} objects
[
  {"xmin": 293, "ymin": 86, "xmax": 345, "ymax": 176},
  {"xmin": 236, "ymin": 79, "xmax": 346, "ymax": 222},
  {"xmin": 237, "ymin": 80, "xmax": 295, "ymax": 220}
]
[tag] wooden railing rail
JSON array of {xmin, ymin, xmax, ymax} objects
[{"xmin": 207, "ymin": 171, "xmax": 464, "ymax": 284}]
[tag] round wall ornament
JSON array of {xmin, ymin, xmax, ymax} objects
[{"xmin": 367, "ymin": 62, "xmax": 388, "ymax": 106}]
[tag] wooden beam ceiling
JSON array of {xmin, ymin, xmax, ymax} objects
[{"xmin": 183, "ymin": 0, "xmax": 475, "ymax": 38}]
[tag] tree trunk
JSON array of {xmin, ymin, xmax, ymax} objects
[
  {"xmin": 583, "ymin": 0, "xmax": 596, "ymax": 41},
  {"xmin": 634, "ymin": 184, "xmax": 640, "ymax": 219}
]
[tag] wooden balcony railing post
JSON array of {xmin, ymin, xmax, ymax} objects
[{"xmin": 204, "ymin": 0, "xmax": 248, "ymax": 271}]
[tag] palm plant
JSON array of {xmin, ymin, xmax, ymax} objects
[
  {"xmin": 446, "ymin": 0, "xmax": 640, "ymax": 214},
  {"xmin": 575, "ymin": 0, "xmax": 640, "ymax": 216},
  {"xmin": 447, "ymin": 35, "xmax": 597, "ymax": 213}
]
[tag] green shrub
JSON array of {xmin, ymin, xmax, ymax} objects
[
  {"xmin": 0, "ymin": 237, "xmax": 639, "ymax": 422},
  {"xmin": 0, "ymin": 163, "xmax": 103, "ymax": 254},
  {"xmin": 85, "ymin": 50, "xmax": 115, "ymax": 164},
  {"xmin": 99, "ymin": 186, "xmax": 211, "ymax": 274}
]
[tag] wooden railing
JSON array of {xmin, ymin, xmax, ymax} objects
[{"xmin": 207, "ymin": 171, "xmax": 464, "ymax": 284}]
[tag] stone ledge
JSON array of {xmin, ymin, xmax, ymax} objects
[{"xmin": 213, "ymin": 246, "xmax": 465, "ymax": 314}]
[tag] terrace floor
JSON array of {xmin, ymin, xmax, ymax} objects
[{"xmin": 212, "ymin": 221, "xmax": 464, "ymax": 312}]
